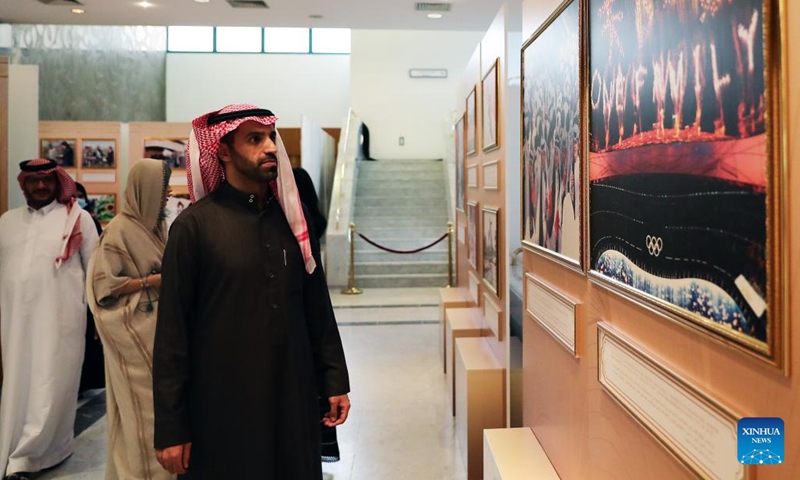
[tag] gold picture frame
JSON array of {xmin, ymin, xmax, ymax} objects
[
  {"xmin": 597, "ymin": 323, "xmax": 752, "ymax": 480},
  {"xmin": 466, "ymin": 86, "xmax": 478, "ymax": 156},
  {"xmin": 520, "ymin": 0, "xmax": 586, "ymax": 276},
  {"xmin": 586, "ymin": 0, "xmax": 788, "ymax": 372},
  {"xmin": 481, "ymin": 57, "xmax": 500, "ymax": 153}
]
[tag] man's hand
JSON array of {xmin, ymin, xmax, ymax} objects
[
  {"xmin": 156, "ymin": 442, "xmax": 192, "ymax": 475},
  {"xmin": 323, "ymin": 394, "xmax": 351, "ymax": 427}
]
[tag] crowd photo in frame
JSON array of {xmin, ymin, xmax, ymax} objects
[
  {"xmin": 482, "ymin": 207, "xmax": 500, "ymax": 295},
  {"xmin": 482, "ymin": 58, "xmax": 500, "ymax": 152},
  {"xmin": 81, "ymin": 140, "xmax": 116, "ymax": 169},
  {"xmin": 588, "ymin": 0, "xmax": 786, "ymax": 368},
  {"xmin": 521, "ymin": 0, "xmax": 583, "ymax": 271}
]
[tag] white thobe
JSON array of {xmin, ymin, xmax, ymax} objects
[{"xmin": 0, "ymin": 200, "xmax": 99, "ymax": 476}]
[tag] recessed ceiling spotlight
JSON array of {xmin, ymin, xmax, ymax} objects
[
  {"xmin": 138, "ymin": 1, "xmax": 153, "ymax": 7},
  {"xmin": 309, "ymin": 14, "xmax": 323, "ymax": 19},
  {"xmin": 71, "ymin": 8, "xmax": 85, "ymax": 14},
  {"xmin": 427, "ymin": 13, "xmax": 443, "ymax": 19},
  {"xmin": 194, "ymin": 0, "xmax": 211, "ymax": 3}
]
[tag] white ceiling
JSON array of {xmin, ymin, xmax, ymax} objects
[{"xmin": 0, "ymin": 0, "xmax": 505, "ymax": 31}]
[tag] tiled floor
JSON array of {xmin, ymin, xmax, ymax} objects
[{"xmin": 31, "ymin": 288, "xmax": 466, "ymax": 480}]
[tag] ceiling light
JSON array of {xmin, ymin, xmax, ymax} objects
[
  {"xmin": 71, "ymin": 8, "xmax": 85, "ymax": 14},
  {"xmin": 427, "ymin": 13, "xmax": 443, "ymax": 19},
  {"xmin": 137, "ymin": 1, "xmax": 153, "ymax": 7},
  {"xmin": 194, "ymin": 0, "xmax": 211, "ymax": 3}
]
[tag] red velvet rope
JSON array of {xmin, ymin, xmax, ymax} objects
[{"xmin": 356, "ymin": 231, "xmax": 449, "ymax": 255}]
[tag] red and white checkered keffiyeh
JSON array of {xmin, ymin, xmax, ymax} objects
[
  {"xmin": 187, "ymin": 103, "xmax": 316, "ymax": 274},
  {"xmin": 17, "ymin": 158, "xmax": 83, "ymax": 269}
]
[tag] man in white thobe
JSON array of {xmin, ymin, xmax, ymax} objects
[{"xmin": 0, "ymin": 158, "xmax": 99, "ymax": 480}]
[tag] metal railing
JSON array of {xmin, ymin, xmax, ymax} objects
[{"xmin": 341, "ymin": 221, "xmax": 455, "ymax": 294}]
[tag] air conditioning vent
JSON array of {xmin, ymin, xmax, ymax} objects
[
  {"xmin": 36, "ymin": 0, "xmax": 83, "ymax": 5},
  {"xmin": 226, "ymin": 0, "xmax": 269, "ymax": 8},
  {"xmin": 414, "ymin": 3, "xmax": 451, "ymax": 12}
]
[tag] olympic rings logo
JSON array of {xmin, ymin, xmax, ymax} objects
[{"xmin": 645, "ymin": 235, "xmax": 663, "ymax": 257}]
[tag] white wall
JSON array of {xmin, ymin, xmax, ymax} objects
[
  {"xmin": 166, "ymin": 54, "xmax": 350, "ymax": 128},
  {"xmin": 350, "ymin": 30, "xmax": 483, "ymax": 160},
  {"xmin": 7, "ymin": 64, "xmax": 39, "ymax": 210}
]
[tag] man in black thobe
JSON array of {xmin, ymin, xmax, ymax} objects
[{"xmin": 153, "ymin": 104, "xmax": 350, "ymax": 479}]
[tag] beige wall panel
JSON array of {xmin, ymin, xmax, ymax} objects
[{"xmin": 521, "ymin": 1, "xmax": 800, "ymax": 479}]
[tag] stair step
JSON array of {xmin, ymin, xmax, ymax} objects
[
  {"xmin": 355, "ymin": 261, "xmax": 449, "ymax": 275},
  {"xmin": 358, "ymin": 179, "xmax": 444, "ymax": 191},
  {"xmin": 355, "ymin": 273, "xmax": 449, "ymax": 289},
  {"xmin": 358, "ymin": 171, "xmax": 445, "ymax": 180},
  {"xmin": 356, "ymin": 186, "xmax": 446, "ymax": 197},
  {"xmin": 353, "ymin": 250, "xmax": 448, "ymax": 263},
  {"xmin": 356, "ymin": 226, "xmax": 449, "ymax": 238},
  {"xmin": 354, "ymin": 207, "xmax": 448, "ymax": 218},
  {"xmin": 355, "ymin": 196, "xmax": 446, "ymax": 207},
  {"xmin": 355, "ymin": 217, "xmax": 449, "ymax": 228},
  {"xmin": 359, "ymin": 164, "xmax": 443, "ymax": 172}
]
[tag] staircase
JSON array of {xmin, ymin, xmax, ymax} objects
[{"xmin": 353, "ymin": 159, "xmax": 450, "ymax": 288}]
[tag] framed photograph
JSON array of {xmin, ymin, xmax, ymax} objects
[
  {"xmin": 588, "ymin": 0, "xmax": 786, "ymax": 369},
  {"xmin": 521, "ymin": 0, "xmax": 583, "ymax": 272},
  {"xmin": 455, "ymin": 116, "xmax": 466, "ymax": 212},
  {"xmin": 467, "ymin": 201, "xmax": 479, "ymax": 269},
  {"xmin": 482, "ymin": 58, "xmax": 500, "ymax": 152},
  {"xmin": 81, "ymin": 140, "xmax": 116, "ymax": 169},
  {"xmin": 482, "ymin": 206, "xmax": 500, "ymax": 295},
  {"xmin": 466, "ymin": 87, "xmax": 477, "ymax": 156},
  {"xmin": 87, "ymin": 193, "xmax": 117, "ymax": 224},
  {"xmin": 40, "ymin": 139, "xmax": 76, "ymax": 168},
  {"xmin": 165, "ymin": 194, "xmax": 191, "ymax": 229},
  {"xmin": 144, "ymin": 139, "xmax": 188, "ymax": 169}
]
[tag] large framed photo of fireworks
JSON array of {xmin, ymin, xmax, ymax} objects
[
  {"xmin": 588, "ymin": 0, "xmax": 786, "ymax": 370},
  {"xmin": 521, "ymin": 0, "xmax": 584, "ymax": 272}
]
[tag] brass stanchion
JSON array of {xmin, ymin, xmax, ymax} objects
[
  {"xmin": 447, "ymin": 221, "xmax": 454, "ymax": 288},
  {"xmin": 341, "ymin": 222, "xmax": 363, "ymax": 295}
]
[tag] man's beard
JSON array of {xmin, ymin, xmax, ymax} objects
[{"xmin": 232, "ymin": 149, "xmax": 278, "ymax": 183}]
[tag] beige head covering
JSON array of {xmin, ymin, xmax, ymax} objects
[{"xmin": 122, "ymin": 159, "xmax": 172, "ymax": 244}]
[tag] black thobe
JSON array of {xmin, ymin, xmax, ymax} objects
[{"xmin": 153, "ymin": 183, "xmax": 350, "ymax": 479}]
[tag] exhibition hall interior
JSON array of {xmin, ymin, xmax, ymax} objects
[{"xmin": 0, "ymin": 0, "xmax": 798, "ymax": 479}]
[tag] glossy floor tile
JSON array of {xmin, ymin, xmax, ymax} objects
[{"xmin": 26, "ymin": 306, "xmax": 466, "ymax": 480}]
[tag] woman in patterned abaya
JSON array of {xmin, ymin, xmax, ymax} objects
[{"xmin": 86, "ymin": 159, "xmax": 174, "ymax": 480}]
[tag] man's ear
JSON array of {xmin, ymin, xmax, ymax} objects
[{"xmin": 218, "ymin": 142, "xmax": 231, "ymax": 164}]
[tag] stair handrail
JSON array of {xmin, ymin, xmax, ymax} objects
[
  {"xmin": 325, "ymin": 108, "xmax": 363, "ymax": 287},
  {"xmin": 328, "ymin": 107, "xmax": 362, "ymax": 233}
]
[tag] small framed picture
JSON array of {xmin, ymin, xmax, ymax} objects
[
  {"xmin": 40, "ymin": 139, "xmax": 77, "ymax": 168},
  {"xmin": 467, "ymin": 201, "xmax": 479, "ymax": 269},
  {"xmin": 81, "ymin": 140, "xmax": 116, "ymax": 169},
  {"xmin": 482, "ymin": 58, "xmax": 500, "ymax": 152},
  {"xmin": 466, "ymin": 86, "xmax": 477, "ymax": 156},
  {"xmin": 144, "ymin": 138, "xmax": 189, "ymax": 169},
  {"xmin": 482, "ymin": 207, "xmax": 500, "ymax": 294},
  {"xmin": 165, "ymin": 194, "xmax": 192, "ymax": 228},
  {"xmin": 87, "ymin": 193, "xmax": 117, "ymax": 224}
]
